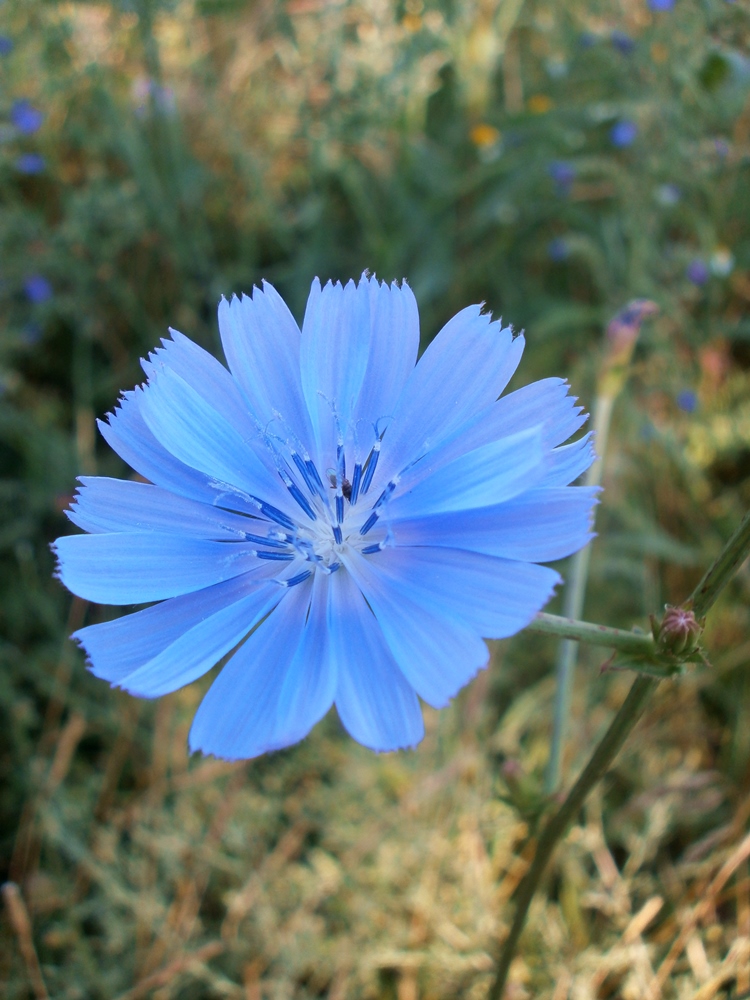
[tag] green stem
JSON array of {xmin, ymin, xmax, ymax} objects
[
  {"xmin": 546, "ymin": 395, "xmax": 614, "ymax": 794},
  {"xmin": 689, "ymin": 509, "xmax": 750, "ymax": 619},
  {"xmin": 529, "ymin": 613, "xmax": 655, "ymax": 656},
  {"xmin": 489, "ymin": 507, "xmax": 750, "ymax": 999},
  {"xmin": 488, "ymin": 676, "xmax": 657, "ymax": 1000}
]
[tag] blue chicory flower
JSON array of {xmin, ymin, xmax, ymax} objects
[
  {"xmin": 548, "ymin": 161, "xmax": 576, "ymax": 194},
  {"xmin": 676, "ymin": 390, "xmax": 698, "ymax": 413},
  {"xmin": 24, "ymin": 274, "xmax": 52, "ymax": 303},
  {"xmin": 610, "ymin": 31, "xmax": 636, "ymax": 55},
  {"xmin": 686, "ymin": 258, "xmax": 709, "ymax": 285},
  {"xmin": 714, "ymin": 138, "xmax": 730, "ymax": 159},
  {"xmin": 15, "ymin": 153, "xmax": 45, "ymax": 174},
  {"xmin": 648, "ymin": 0, "xmax": 675, "ymax": 9},
  {"xmin": 11, "ymin": 99, "xmax": 43, "ymax": 134},
  {"xmin": 547, "ymin": 238, "xmax": 569, "ymax": 261},
  {"xmin": 53, "ymin": 276, "xmax": 596, "ymax": 759},
  {"xmin": 610, "ymin": 120, "xmax": 638, "ymax": 147},
  {"xmin": 0, "ymin": 36, "xmax": 13, "ymax": 55}
]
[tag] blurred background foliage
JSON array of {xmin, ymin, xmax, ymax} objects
[{"xmin": 2, "ymin": 0, "xmax": 750, "ymax": 996}]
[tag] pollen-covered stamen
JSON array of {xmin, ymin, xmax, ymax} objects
[
  {"xmin": 334, "ymin": 436, "xmax": 347, "ymax": 524},
  {"xmin": 291, "ymin": 450, "xmax": 325, "ymax": 500},
  {"xmin": 243, "ymin": 532, "xmax": 291, "ymax": 548},
  {"xmin": 373, "ymin": 476, "xmax": 399, "ymax": 511},
  {"xmin": 271, "ymin": 426, "xmax": 327, "ymax": 507},
  {"xmin": 360, "ymin": 510, "xmax": 379, "ymax": 536},
  {"xmin": 261, "ymin": 415, "xmax": 332, "ymax": 524},
  {"xmin": 360, "ymin": 439, "xmax": 380, "ymax": 495},
  {"xmin": 279, "ymin": 469, "xmax": 317, "ymax": 521},
  {"xmin": 258, "ymin": 502, "xmax": 296, "ymax": 531},
  {"xmin": 279, "ymin": 569, "xmax": 312, "ymax": 588},
  {"xmin": 306, "ymin": 458, "xmax": 326, "ymax": 495},
  {"xmin": 360, "ymin": 522, "xmax": 394, "ymax": 555},
  {"xmin": 349, "ymin": 462, "xmax": 362, "ymax": 505}
]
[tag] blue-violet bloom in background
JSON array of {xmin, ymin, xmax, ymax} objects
[
  {"xmin": 24, "ymin": 274, "xmax": 53, "ymax": 303},
  {"xmin": 610, "ymin": 31, "xmax": 635, "ymax": 55},
  {"xmin": 11, "ymin": 99, "xmax": 43, "ymax": 134},
  {"xmin": 547, "ymin": 238, "xmax": 569, "ymax": 262},
  {"xmin": 677, "ymin": 390, "xmax": 698, "ymax": 413},
  {"xmin": 0, "ymin": 36, "xmax": 13, "ymax": 55},
  {"xmin": 53, "ymin": 275, "xmax": 597, "ymax": 759},
  {"xmin": 686, "ymin": 258, "xmax": 709, "ymax": 285},
  {"xmin": 548, "ymin": 160, "xmax": 576, "ymax": 194},
  {"xmin": 15, "ymin": 153, "xmax": 45, "ymax": 174},
  {"xmin": 610, "ymin": 120, "xmax": 638, "ymax": 147}
]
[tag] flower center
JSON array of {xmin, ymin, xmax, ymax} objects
[{"xmin": 234, "ymin": 418, "xmax": 394, "ymax": 587}]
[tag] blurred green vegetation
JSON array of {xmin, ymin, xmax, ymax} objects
[{"xmin": 2, "ymin": 0, "xmax": 750, "ymax": 996}]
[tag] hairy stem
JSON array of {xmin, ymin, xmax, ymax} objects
[
  {"xmin": 529, "ymin": 612, "xmax": 655, "ymax": 656},
  {"xmin": 546, "ymin": 395, "xmax": 614, "ymax": 794},
  {"xmin": 488, "ymin": 676, "xmax": 657, "ymax": 1000},
  {"xmin": 689, "ymin": 509, "xmax": 750, "ymax": 619},
  {"xmin": 489, "ymin": 506, "xmax": 750, "ymax": 999}
]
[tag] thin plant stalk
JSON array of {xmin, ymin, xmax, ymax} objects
[
  {"xmin": 489, "ymin": 675, "xmax": 657, "ymax": 1000},
  {"xmin": 689, "ymin": 508, "xmax": 750, "ymax": 619},
  {"xmin": 545, "ymin": 394, "xmax": 613, "ymax": 794},
  {"xmin": 488, "ymin": 506, "xmax": 750, "ymax": 1000},
  {"xmin": 528, "ymin": 612, "xmax": 655, "ymax": 656},
  {"xmin": 545, "ymin": 301, "xmax": 657, "ymax": 793}
]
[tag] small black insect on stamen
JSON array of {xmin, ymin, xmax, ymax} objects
[{"xmin": 327, "ymin": 471, "xmax": 353, "ymax": 502}]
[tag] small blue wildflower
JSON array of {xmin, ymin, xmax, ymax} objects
[
  {"xmin": 648, "ymin": 0, "xmax": 675, "ymax": 9},
  {"xmin": 610, "ymin": 120, "xmax": 638, "ymax": 147},
  {"xmin": 611, "ymin": 31, "xmax": 635, "ymax": 55},
  {"xmin": 11, "ymin": 100, "xmax": 43, "ymax": 134},
  {"xmin": 548, "ymin": 161, "xmax": 576, "ymax": 194},
  {"xmin": 53, "ymin": 276, "xmax": 596, "ymax": 759},
  {"xmin": 714, "ymin": 138, "xmax": 730, "ymax": 159},
  {"xmin": 24, "ymin": 274, "xmax": 52, "ymax": 303},
  {"xmin": 132, "ymin": 77, "xmax": 177, "ymax": 118},
  {"xmin": 547, "ymin": 238, "xmax": 569, "ymax": 261},
  {"xmin": 0, "ymin": 36, "xmax": 13, "ymax": 55},
  {"xmin": 686, "ymin": 258, "xmax": 709, "ymax": 285},
  {"xmin": 676, "ymin": 390, "xmax": 698, "ymax": 413},
  {"xmin": 15, "ymin": 153, "xmax": 45, "ymax": 174}
]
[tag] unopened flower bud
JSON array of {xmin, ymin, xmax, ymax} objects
[
  {"xmin": 606, "ymin": 299, "xmax": 659, "ymax": 355},
  {"xmin": 653, "ymin": 606, "xmax": 702, "ymax": 657}
]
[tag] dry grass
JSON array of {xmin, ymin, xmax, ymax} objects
[{"xmin": 3, "ymin": 644, "xmax": 749, "ymax": 1000}]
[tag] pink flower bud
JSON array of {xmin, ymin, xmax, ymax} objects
[{"xmin": 654, "ymin": 606, "xmax": 702, "ymax": 657}]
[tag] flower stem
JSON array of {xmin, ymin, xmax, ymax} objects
[
  {"xmin": 488, "ymin": 506, "xmax": 750, "ymax": 1000},
  {"xmin": 545, "ymin": 302, "xmax": 658, "ymax": 795},
  {"xmin": 528, "ymin": 612, "xmax": 655, "ymax": 656},
  {"xmin": 688, "ymin": 508, "xmax": 750, "ymax": 619},
  {"xmin": 545, "ymin": 394, "xmax": 614, "ymax": 795},
  {"xmin": 488, "ymin": 675, "xmax": 657, "ymax": 1000}
]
